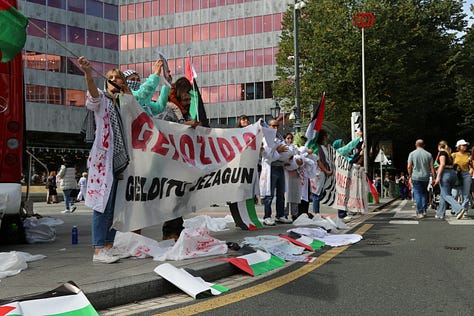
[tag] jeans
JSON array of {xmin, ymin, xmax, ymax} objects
[
  {"xmin": 263, "ymin": 166, "xmax": 285, "ymax": 219},
  {"xmin": 62, "ymin": 189, "xmax": 75, "ymax": 210},
  {"xmin": 451, "ymin": 171, "xmax": 472, "ymax": 209},
  {"xmin": 312, "ymin": 192, "xmax": 324, "ymax": 213},
  {"xmin": 436, "ymin": 169, "xmax": 463, "ymax": 217},
  {"xmin": 411, "ymin": 180, "xmax": 428, "ymax": 214},
  {"xmin": 92, "ymin": 177, "xmax": 118, "ymax": 248}
]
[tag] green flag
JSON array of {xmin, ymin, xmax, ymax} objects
[{"xmin": 0, "ymin": 0, "xmax": 28, "ymax": 63}]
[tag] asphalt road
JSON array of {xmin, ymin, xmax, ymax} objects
[{"xmin": 132, "ymin": 199, "xmax": 474, "ymax": 316}]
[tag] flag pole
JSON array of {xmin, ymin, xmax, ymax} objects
[{"xmin": 186, "ymin": 49, "xmax": 199, "ymax": 122}]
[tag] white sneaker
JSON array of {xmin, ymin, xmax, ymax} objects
[
  {"xmin": 62, "ymin": 209, "xmax": 71, "ymax": 214},
  {"xmin": 93, "ymin": 249, "xmax": 120, "ymax": 263},
  {"xmin": 263, "ymin": 217, "xmax": 275, "ymax": 226},
  {"xmin": 275, "ymin": 217, "xmax": 292, "ymax": 224},
  {"xmin": 108, "ymin": 247, "xmax": 131, "ymax": 259},
  {"xmin": 342, "ymin": 216, "xmax": 352, "ymax": 223}
]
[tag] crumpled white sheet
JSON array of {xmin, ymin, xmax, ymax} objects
[
  {"xmin": 288, "ymin": 227, "xmax": 363, "ymax": 247},
  {"xmin": 292, "ymin": 213, "xmax": 337, "ymax": 231},
  {"xmin": 243, "ymin": 235, "xmax": 306, "ymax": 255},
  {"xmin": 23, "ymin": 217, "xmax": 64, "ymax": 243},
  {"xmin": 113, "ymin": 231, "xmax": 175, "ymax": 259},
  {"xmin": 0, "ymin": 251, "xmax": 46, "ymax": 279},
  {"xmin": 156, "ymin": 227, "xmax": 228, "ymax": 261},
  {"xmin": 183, "ymin": 215, "xmax": 234, "ymax": 232}
]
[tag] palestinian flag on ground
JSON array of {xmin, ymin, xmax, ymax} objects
[
  {"xmin": 217, "ymin": 250, "xmax": 285, "ymax": 276},
  {"xmin": 0, "ymin": 281, "xmax": 98, "ymax": 315},
  {"xmin": 228, "ymin": 198, "xmax": 263, "ymax": 230},
  {"xmin": 185, "ymin": 55, "xmax": 209, "ymax": 127},
  {"xmin": 279, "ymin": 232, "xmax": 325, "ymax": 252},
  {"xmin": 0, "ymin": 0, "xmax": 28, "ymax": 63},
  {"xmin": 305, "ymin": 92, "xmax": 326, "ymax": 152}
]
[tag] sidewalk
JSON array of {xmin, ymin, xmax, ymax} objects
[{"xmin": 0, "ymin": 198, "xmax": 396, "ymax": 310}]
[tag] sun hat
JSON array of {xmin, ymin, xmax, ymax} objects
[{"xmin": 455, "ymin": 139, "xmax": 469, "ymax": 147}]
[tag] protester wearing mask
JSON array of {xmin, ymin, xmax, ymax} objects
[{"xmin": 123, "ymin": 59, "xmax": 176, "ymax": 117}]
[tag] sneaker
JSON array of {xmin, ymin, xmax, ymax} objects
[
  {"xmin": 275, "ymin": 217, "xmax": 292, "ymax": 224},
  {"xmin": 93, "ymin": 249, "xmax": 120, "ymax": 264},
  {"xmin": 263, "ymin": 217, "xmax": 275, "ymax": 226},
  {"xmin": 416, "ymin": 213, "xmax": 425, "ymax": 219},
  {"xmin": 61, "ymin": 209, "xmax": 71, "ymax": 214},
  {"xmin": 434, "ymin": 215, "xmax": 444, "ymax": 219},
  {"xmin": 70, "ymin": 205, "xmax": 77, "ymax": 213},
  {"xmin": 451, "ymin": 210, "xmax": 456, "ymax": 215},
  {"xmin": 456, "ymin": 209, "xmax": 466, "ymax": 220},
  {"xmin": 342, "ymin": 215, "xmax": 352, "ymax": 223},
  {"xmin": 108, "ymin": 247, "xmax": 131, "ymax": 259}
]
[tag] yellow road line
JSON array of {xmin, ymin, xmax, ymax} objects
[{"xmin": 155, "ymin": 224, "xmax": 374, "ymax": 316}]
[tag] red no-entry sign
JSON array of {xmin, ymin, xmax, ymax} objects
[{"xmin": 352, "ymin": 12, "xmax": 375, "ymax": 29}]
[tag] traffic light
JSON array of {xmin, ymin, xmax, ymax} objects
[{"xmin": 351, "ymin": 111, "xmax": 362, "ymax": 139}]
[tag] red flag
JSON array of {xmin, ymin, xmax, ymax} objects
[{"xmin": 185, "ymin": 55, "xmax": 197, "ymax": 84}]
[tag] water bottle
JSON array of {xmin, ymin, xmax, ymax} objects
[{"xmin": 72, "ymin": 226, "xmax": 78, "ymax": 244}]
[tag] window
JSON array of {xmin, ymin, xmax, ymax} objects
[
  {"xmin": 47, "ymin": 0, "xmax": 65, "ymax": 9},
  {"xmin": 201, "ymin": 55, "xmax": 209, "ymax": 72},
  {"xmin": 227, "ymin": 20, "xmax": 236, "ymax": 37},
  {"xmin": 201, "ymin": 24, "xmax": 209, "ymax": 41},
  {"xmin": 127, "ymin": 34, "xmax": 135, "ymax": 49},
  {"xmin": 48, "ymin": 22, "xmax": 66, "ymax": 41},
  {"xmin": 167, "ymin": 29, "xmax": 175, "ymax": 44},
  {"xmin": 68, "ymin": 26, "xmax": 85, "ymax": 45},
  {"xmin": 104, "ymin": 33, "xmax": 118, "ymax": 50},
  {"xmin": 219, "ymin": 53, "xmax": 227, "ymax": 71},
  {"xmin": 184, "ymin": 26, "xmax": 192, "ymax": 43},
  {"xmin": 236, "ymin": 18, "xmax": 245, "ymax": 36},
  {"xmin": 192, "ymin": 25, "xmax": 200, "ymax": 41},
  {"xmin": 255, "ymin": 16, "xmax": 263, "ymax": 33},
  {"xmin": 86, "ymin": 0, "xmax": 103, "ymax": 18},
  {"xmin": 66, "ymin": 89, "xmax": 85, "ymax": 107},
  {"xmin": 167, "ymin": 0, "xmax": 175, "ymax": 14},
  {"xmin": 264, "ymin": 81, "xmax": 273, "ymax": 98},
  {"xmin": 120, "ymin": 5, "xmax": 127, "ymax": 21},
  {"xmin": 47, "ymin": 87, "xmax": 62, "ymax": 105},
  {"xmin": 143, "ymin": 2, "xmax": 151, "ymax": 18},
  {"xmin": 135, "ymin": 32, "xmax": 143, "ymax": 49},
  {"xmin": 245, "ymin": 50, "xmax": 254, "ymax": 67},
  {"xmin": 143, "ymin": 32, "xmax": 151, "ymax": 48},
  {"xmin": 219, "ymin": 86, "xmax": 227, "ymax": 102},
  {"xmin": 176, "ymin": 28, "xmax": 183, "ymax": 44},
  {"xmin": 209, "ymin": 22, "xmax": 218, "ymax": 39},
  {"xmin": 236, "ymin": 51, "xmax": 245, "ymax": 68},
  {"xmin": 127, "ymin": 4, "xmax": 135, "ymax": 20},
  {"xmin": 159, "ymin": 29, "xmax": 167, "ymax": 46},
  {"xmin": 67, "ymin": 58, "xmax": 83, "ymax": 75},
  {"xmin": 264, "ymin": 47, "xmax": 274, "ymax": 65},
  {"xmin": 227, "ymin": 52, "xmax": 236, "ymax": 69},
  {"xmin": 68, "ymin": 1, "xmax": 84, "ymax": 13},
  {"xmin": 87, "ymin": 30, "xmax": 103, "ymax": 48},
  {"xmin": 219, "ymin": 21, "xmax": 226, "ymax": 38},
  {"xmin": 255, "ymin": 82, "xmax": 263, "ymax": 99},
  {"xmin": 263, "ymin": 15, "xmax": 272, "ymax": 32},
  {"xmin": 120, "ymin": 35, "xmax": 127, "ymax": 50},
  {"xmin": 245, "ymin": 17, "xmax": 253, "ymax": 35},
  {"xmin": 255, "ymin": 48, "xmax": 263, "ymax": 66},
  {"xmin": 27, "ymin": 19, "xmax": 46, "ymax": 38},
  {"xmin": 136, "ymin": 2, "xmax": 143, "ymax": 19},
  {"xmin": 210, "ymin": 86, "xmax": 219, "ymax": 103},
  {"xmin": 26, "ymin": 84, "xmax": 46, "ymax": 103},
  {"xmin": 104, "ymin": 3, "xmax": 118, "ymax": 20},
  {"xmin": 209, "ymin": 54, "xmax": 218, "ymax": 72}
]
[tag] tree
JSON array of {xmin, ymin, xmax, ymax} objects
[{"xmin": 274, "ymin": 0, "xmax": 468, "ymax": 171}]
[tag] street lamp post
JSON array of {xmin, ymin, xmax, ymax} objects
[
  {"xmin": 352, "ymin": 12, "xmax": 374, "ymax": 173},
  {"xmin": 293, "ymin": 0, "xmax": 306, "ymax": 133}
]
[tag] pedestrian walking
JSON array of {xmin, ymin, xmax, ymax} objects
[
  {"xmin": 451, "ymin": 139, "xmax": 472, "ymax": 212},
  {"xmin": 434, "ymin": 140, "xmax": 467, "ymax": 219},
  {"xmin": 58, "ymin": 155, "xmax": 78, "ymax": 214},
  {"xmin": 45, "ymin": 170, "xmax": 58, "ymax": 204},
  {"xmin": 76, "ymin": 172, "xmax": 88, "ymax": 202},
  {"xmin": 407, "ymin": 139, "xmax": 435, "ymax": 219}
]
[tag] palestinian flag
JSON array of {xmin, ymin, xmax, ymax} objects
[
  {"xmin": 185, "ymin": 55, "xmax": 209, "ymax": 127},
  {"xmin": 0, "ymin": 281, "xmax": 98, "ymax": 315},
  {"xmin": 367, "ymin": 175, "xmax": 379, "ymax": 204},
  {"xmin": 305, "ymin": 92, "xmax": 326, "ymax": 152},
  {"xmin": 279, "ymin": 232, "xmax": 325, "ymax": 252},
  {"xmin": 154, "ymin": 263, "xmax": 228, "ymax": 299},
  {"xmin": 217, "ymin": 250, "xmax": 285, "ymax": 276},
  {"xmin": 228, "ymin": 198, "xmax": 263, "ymax": 230},
  {"xmin": 0, "ymin": 0, "xmax": 28, "ymax": 63}
]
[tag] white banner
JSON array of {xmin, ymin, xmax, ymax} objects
[
  {"xmin": 113, "ymin": 101, "xmax": 263, "ymax": 232},
  {"xmin": 322, "ymin": 147, "xmax": 368, "ymax": 213}
]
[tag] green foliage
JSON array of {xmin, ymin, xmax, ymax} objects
[{"xmin": 273, "ymin": 0, "xmax": 471, "ymax": 171}]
